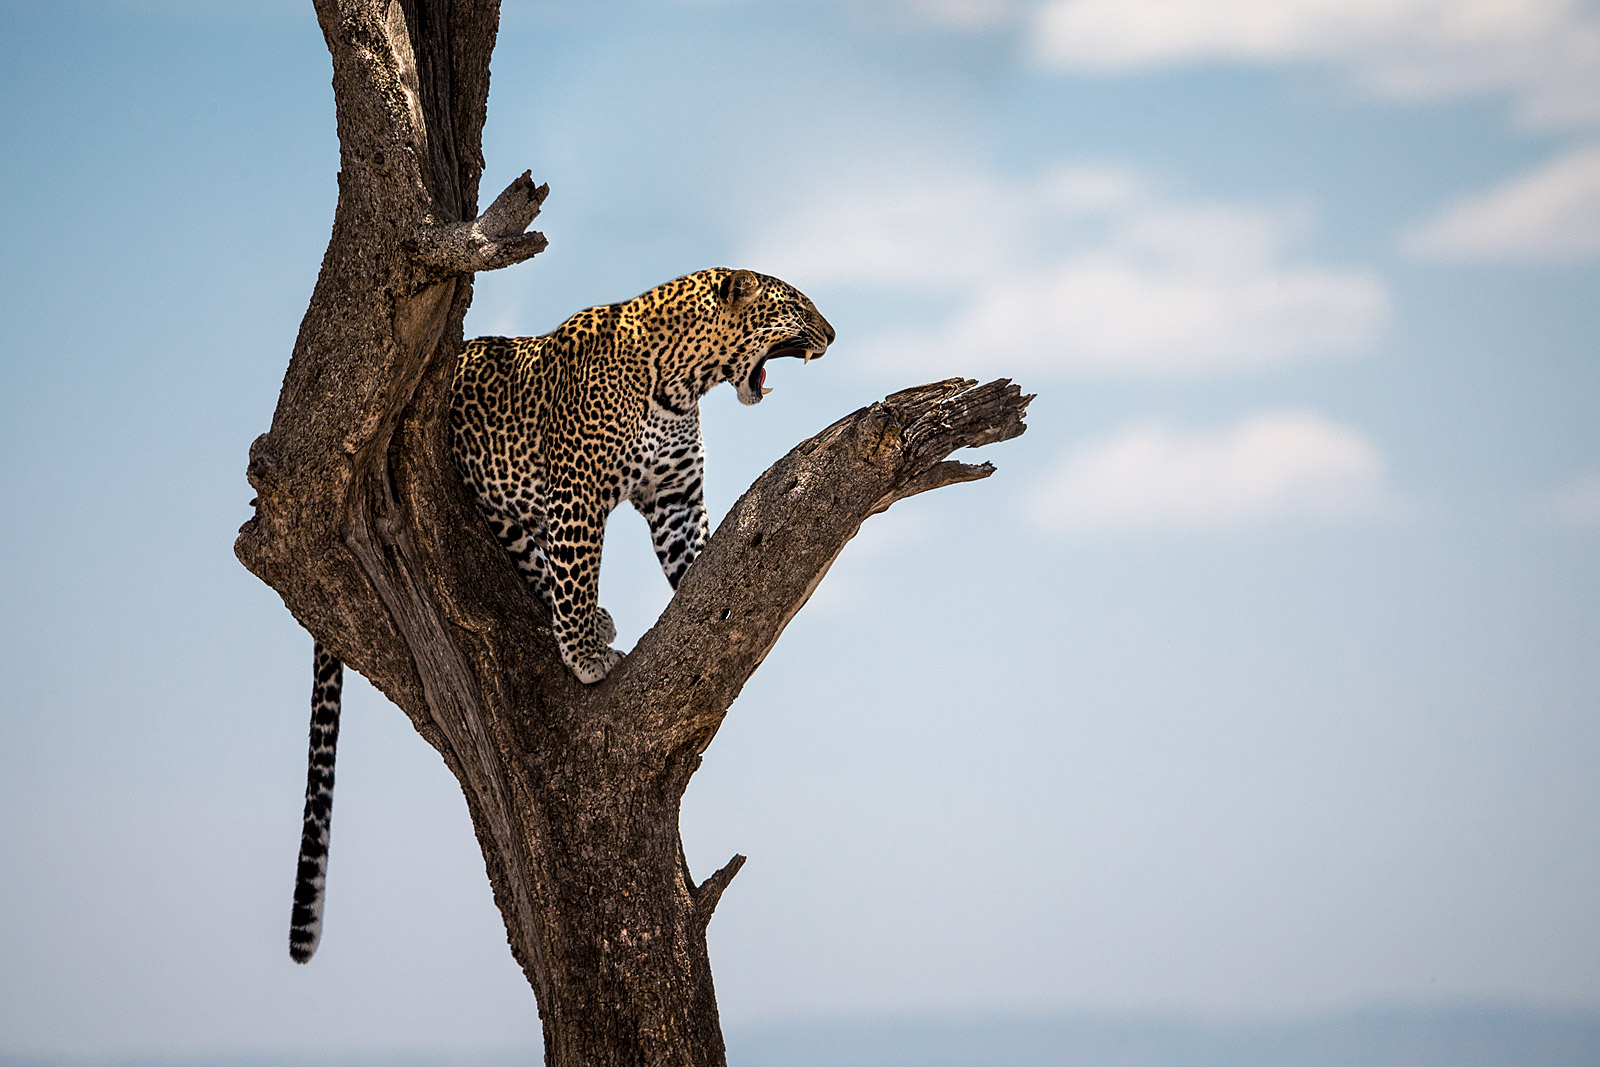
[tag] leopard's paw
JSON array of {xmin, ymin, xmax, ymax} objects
[
  {"xmin": 569, "ymin": 645, "xmax": 623, "ymax": 685},
  {"xmin": 595, "ymin": 606, "xmax": 617, "ymax": 646}
]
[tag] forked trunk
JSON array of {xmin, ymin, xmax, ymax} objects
[{"xmin": 236, "ymin": 2, "xmax": 1029, "ymax": 1063}]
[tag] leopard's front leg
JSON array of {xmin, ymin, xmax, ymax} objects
[
  {"xmin": 543, "ymin": 501, "xmax": 622, "ymax": 684},
  {"xmin": 476, "ymin": 500, "xmax": 617, "ymax": 650},
  {"xmin": 633, "ymin": 448, "xmax": 710, "ymax": 591}
]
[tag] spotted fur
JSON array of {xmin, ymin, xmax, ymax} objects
[
  {"xmin": 450, "ymin": 266, "xmax": 834, "ymax": 682},
  {"xmin": 287, "ymin": 267, "xmax": 832, "ymax": 962}
]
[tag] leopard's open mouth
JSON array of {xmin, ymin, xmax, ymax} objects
[{"xmin": 749, "ymin": 341, "xmax": 820, "ymax": 398}]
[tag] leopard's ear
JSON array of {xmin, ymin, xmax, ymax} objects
[{"xmin": 718, "ymin": 269, "xmax": 760, "ymax": 310}]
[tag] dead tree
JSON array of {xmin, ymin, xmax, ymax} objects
[{"xmin": 235, "ymin": 1, "xmax": 1031, "ymax": 1063}]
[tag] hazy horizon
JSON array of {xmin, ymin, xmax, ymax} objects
[{"xmin": 6, "ymin": 1005, "xmax": 1600, "ymax": 1066}]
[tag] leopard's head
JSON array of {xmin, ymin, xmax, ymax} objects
[{"xmin": 712, "ymin": 269, "xmax": 836, "ymax": 406}]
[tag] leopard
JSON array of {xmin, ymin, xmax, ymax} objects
[
  {"xmin": 289, "ymin": 267, "xmax": 834, "ymax": 962},
  {"xmin": 450, "ymin": 266, "xmax": 836, "ymax": 681}
]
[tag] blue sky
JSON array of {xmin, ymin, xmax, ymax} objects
[{"xmin": 2, "ymin": 0, "xmax": 1598, "ymax": 1060}]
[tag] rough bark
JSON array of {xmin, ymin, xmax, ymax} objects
[{"xmin": 237, "ymin": 2, "xmax": 1031, "ymax": 1064}]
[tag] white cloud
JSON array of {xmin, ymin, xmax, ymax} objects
[
  {"xmin": 746, "ymin": 165, "xmax": 1387, "ymax": 378},
  {"xmin": 1026, "ymin": 0, "xmax": 1600, "ymax": 130},
  {"xmin": 1028, "ymin": 411, "xmax": 1395, "ymax": 534},
  {"xmin": 1404, "ymin": 144, "xmax": 1600, "ymax": 261},
  {"xmin": 1554, "ymin": 472, "xmax": 1600, "ymax": 527}
]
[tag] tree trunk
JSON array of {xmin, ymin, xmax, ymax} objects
[{"xmin": 236, "ymin": 2, "xmax": 1031, "ymax": 1064}]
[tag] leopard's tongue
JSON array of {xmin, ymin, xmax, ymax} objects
[{"xmin": 757, "ymin": 364, "xmax": 766, "ymax": 389}]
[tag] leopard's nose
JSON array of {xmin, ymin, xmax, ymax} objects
[{"xmin": 820, "ymin": 316, "xmax": 836, "ymax": 346}]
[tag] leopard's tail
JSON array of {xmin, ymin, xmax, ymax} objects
[{"xmin": 289, "ymin": 642, "xmax": 343, "ymax": 963}]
